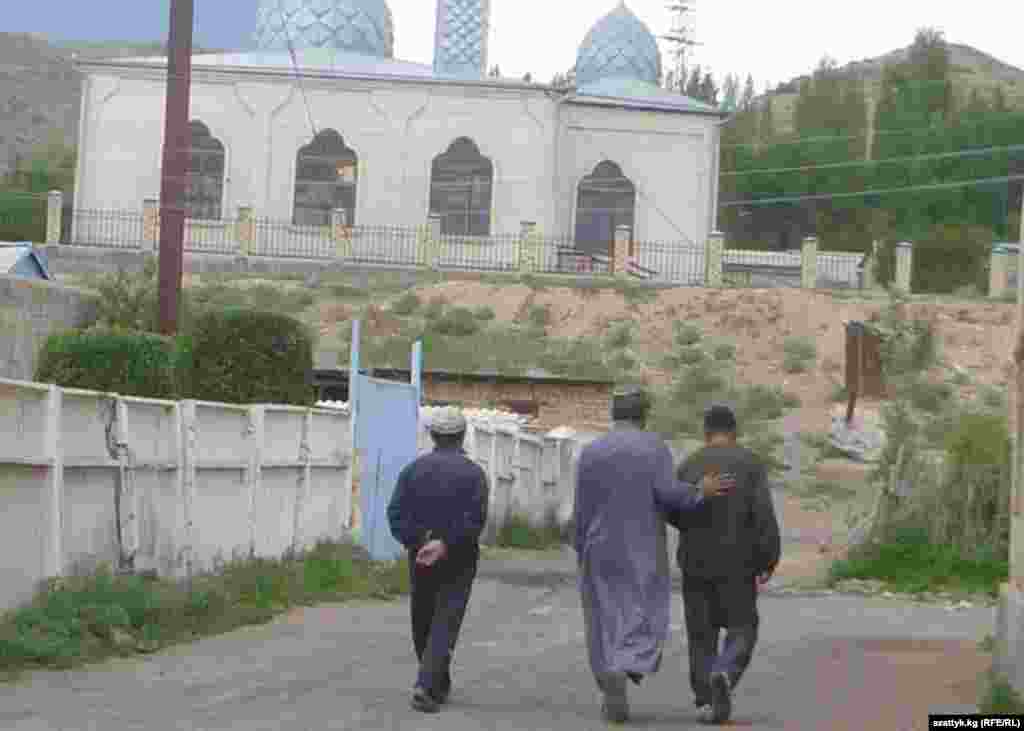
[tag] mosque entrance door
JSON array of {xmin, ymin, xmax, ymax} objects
[{"xmin": 574, "ymin": 161, "xmax": 636, "ymax": 259}]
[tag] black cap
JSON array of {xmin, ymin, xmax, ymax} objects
[
  {"xmin": 612, "ymin": 386, "xmax": 651, "ymax": 421},
  {"xmin": 704, "ymin": 404, "xmax": 737, "ymax": 433}
]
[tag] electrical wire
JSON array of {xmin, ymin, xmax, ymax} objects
[
  {"xmin": 722, "ymin": 143, "xmax": 1024, "ymax": 177},
  {"xmin": 719, "ymin": 173, "xmax": 1024, "ymax": 207},
  {"xmin": 721, "ymin": 112, "xmax": 1021, "ymax": 150},
  {"xmin": 277, "ymin": 0, "xmax": 319, "ymax": 142}
]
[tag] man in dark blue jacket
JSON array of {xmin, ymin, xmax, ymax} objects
[{"xmin": 386, "ymin": 407, "xmax": 488, "ymax": 714}]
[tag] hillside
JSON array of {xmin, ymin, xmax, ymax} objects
[
  {"xmin": 764, "ymin": 42, "xmax": 1024, "ymax": 134},
  {"xmin": 0, "ymin": 33, "xmax": 226, "ymax": 180}
]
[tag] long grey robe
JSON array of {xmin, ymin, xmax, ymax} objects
[{"xmin": 574, "ymin": 427, "xmax": 705, "ymax": 679}]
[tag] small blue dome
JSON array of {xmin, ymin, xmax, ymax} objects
[
  {"xmin": 575, "ymin": 2, "xmax": 662, "ymax": 87},
  {"xmin": 255, "ymin": 0, "xmax": 394, "ymax": 58}
]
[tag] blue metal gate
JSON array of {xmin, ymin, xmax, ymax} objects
[
  {"xmin": 354, "ymin": 374, "xmax": 419, "ymax": 561},
  {"xmin": 349, "ymin": 321, "xmax": 422, "ymax": 562}
]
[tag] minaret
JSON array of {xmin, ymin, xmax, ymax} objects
[{"xmin": 433, "ymin": 0, "xmax": 492, "ymax": 77}]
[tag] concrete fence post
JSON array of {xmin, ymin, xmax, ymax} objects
[
  {"xmin": 45, "ymin": 384, "xmax": 64, "ymax": 579},
  {"xmin": 705, "ymin": 231, "xmax": 724, "ymax": 287},
  {"xmin": 991, "ymin": 244, "xmax": 1011, "ymax": 299},
  {"xmin": 801, "ymin": 236, "xmax": 819, "ymax": 289},
  {"xmin": 518, "ymin": 220, "xmax": 538, "ymax": 273},
  {"xmin": 613, "ymin": 225, "xmax": 632, "ymax": 277},
  {"xmin": 895, "ymin": 242, "xmax": 914, "ymax": 294},
  {"xmin": 246, "ymin": 405, "xmax": 265, "ymax": 558},
  {"xmin": 143, "ymin": 198, "xmax": 160, "ymax": 252},
  {"xmin": 331, "ymin": 208, "xmax": 351, "ymax": 261},
  {"xmin": 236, "ymin": 205, "xmax": 255, "ymax": 257},
  {"xmin": 46, "ymin": 190, "xmax": 63, "ymax": 245}
]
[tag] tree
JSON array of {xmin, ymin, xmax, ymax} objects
[
  {"xmin": 993, "ymin": 85, "xmax": 1009, "ymax": 113},
  {"xmin": 758, "ymin": 97, "xmax": 775, "ymax": 141},
  {"xmin": 488, "ymin": 65, "xmax": 501, "ymax": 78},
  {"xmin": 740, "ymin": 74, "xmax": 756, "ymax": 111},
  {"xmin": 685, "ymin": 65, "xmax": 703, "ymax": 99},
  {"xmin": 721, "ymin": 73, "xmax": 740, "ymax": 111},
  {"xmin": 522, "ymin": 72, "xmax": 532, "ymax": 83},
  {"xmin": 699, "ymin": 72, "xmax": 719, "ymax": 106}
]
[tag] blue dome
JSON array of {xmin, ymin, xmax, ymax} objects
[
  {"xmin": 575, "ymin": 2, "xmax": 662, "ymax": 87},
  {"xmin": 255, "ymin": 0, "xmax": 394, "ymax": 58}
]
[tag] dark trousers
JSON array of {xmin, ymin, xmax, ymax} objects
[
  {"xmin": 408, "ymin": 549, "xmax": 478, "ymax": 697},
  {"xmin": 682, "ymin": 574, "xmax": 759, "ymax": 706}
]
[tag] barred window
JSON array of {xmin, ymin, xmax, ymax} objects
[
  {"xmin": 293, "ymin": 129, "xmax": 358, "ymax": 227},
  {"xmin": 429, "ymin": 137, "xmax": 493, "ymax": 237},
  {"xmin": 184, "ymin": 121, "xmax": 225, "ymax": 221},
  {"xmin": 574, "ymin": 160, "xmax": 636, "ymax": 257}
]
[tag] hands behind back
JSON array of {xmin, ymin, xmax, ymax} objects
[{"xmin": 699, "ymin": 471, "xmax": 736, "ymax": 499}]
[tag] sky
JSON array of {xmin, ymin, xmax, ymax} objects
[{"xmin": 8, "ymin": 1, "xmax": 1023, "ymax": 91}]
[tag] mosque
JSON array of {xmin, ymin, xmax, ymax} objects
[{"xmin": 72, "ymin": 0, "xmax": 724, "ymax": 258}]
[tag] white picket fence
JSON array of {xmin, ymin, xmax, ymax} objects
[{"xmin": 0, "ymin": 378, "xmax": 577, "ymax": 612}]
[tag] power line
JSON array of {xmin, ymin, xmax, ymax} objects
[
  {"xmin": 721, "ymin": 113, "xmax": 1021, "ymax": 151},
  {"xmin": 277, "ymin": 0, "xmax": 318, "ymax": 141},
  {"xmin": 720, "ymin": 174, "xmax": 1024, "ymax": 208},
  {"xmin": 721, "ymin": 143, "xmax": 1024, "ymax": 178}
]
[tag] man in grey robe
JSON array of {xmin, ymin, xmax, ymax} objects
[{"xmin": 573, "ymin": 387, "xmax": 732, "ymax": 723}]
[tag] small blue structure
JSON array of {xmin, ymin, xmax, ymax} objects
[{"xmin": 0, "ymin": 242, "xmax": 52, "ymax": 281}]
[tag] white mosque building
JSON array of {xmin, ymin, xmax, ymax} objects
[{"xmin": 71, "ymin": 0, "xmax": 725, "ymax": 263}]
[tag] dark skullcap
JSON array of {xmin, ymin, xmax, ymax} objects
[
  {"xmin": 612, "ymin": 385, "xmax": 651, "ymax": 421},
  {"xmin": 704, "ymin": 403, "xmax": 738, "ymax": 433}
]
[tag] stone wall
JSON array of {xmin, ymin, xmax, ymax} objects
[
  {"xmin": 0, "ymin": 276, "xmax": 97, "ymax": 381},
  {"xmin": 421, "ymin": 375, "xmax": 613, "ymax": 432}
]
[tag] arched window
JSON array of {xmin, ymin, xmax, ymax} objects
[
  {"xmin": 429, "ymin": 138, "xmax": 493, "ymax": 236},
  {"xmin": 184, "ymin": 121, "xmax": 225, "ymax": 220},
  {"xmin": 574, "ymin": 161, "xmax": 636, "ymax": 256},
  {"xmin": 293, "ymin": 129, "xmax": 358, "ymax": 227}
]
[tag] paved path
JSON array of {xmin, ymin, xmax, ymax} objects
[{"xmin": 0, "ymin": 558, "xmax": 994, "ymax": 731}]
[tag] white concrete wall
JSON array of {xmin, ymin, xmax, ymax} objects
[
  {"xmin": 74, "ymin": 66, "xmax": 716, "ymax": 251},
  {"xmin": 0, "ymin": 378, "xmax": 578, "ymax": 613},
  {"xmin": 556, "ymin": 103, "xmax": 717, "ymax": 247}
]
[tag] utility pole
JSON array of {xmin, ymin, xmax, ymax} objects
[
  {"xmin": 1014, "ymin": 187, "xmax": 1024, "ymax": 591},
  {"xmin": 157, "ymin": 0, "xmax": 194, "ymax": 335}
]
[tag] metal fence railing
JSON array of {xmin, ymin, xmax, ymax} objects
[
  {"xmin": 48, "ymin": 205, "xmax": 875, "ymax": 291},
  {"xmin": 66, "ymin": 208, "xmax": 146, "ymax": 249}
]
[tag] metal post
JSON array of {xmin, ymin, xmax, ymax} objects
[
  {"xmin": 157, "ymin": 0, "xmax": 194, "ymax": 335},
  {"xmin": 411, "ymin": 340, "xmax": 423, "ymax": 408}
]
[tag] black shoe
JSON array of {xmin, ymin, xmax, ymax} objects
[
  {"xmin": 411, "ymin": 686, "xmax": 441, "ymax": 714},
  {"xmin": 709, "ymin": 671, "xmax": 732, "ymax": 723},
  {"xmin": 627, "ymin": 672, "xmax": 643, "ymax": 686}
]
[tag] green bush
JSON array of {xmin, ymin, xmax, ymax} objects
[
  {"xmin": 35, "ymin": 330, "xmax": 186, "ymax": 399},
  {"xmin": 495, "ymin": 511, "xmax": 562, "ymax": 550},
  {"xmin": 606, "ymin": 321, "xmax": 633, "ymax": 349},
  {"xmin": 908, "ymin": 380, "xmax": 955, "ymax": 414},
  {"xmin": 89, "ymin": 259, "xmax": 160, "ymax": 332},
  {"xmin": 473, "ymin": 305, "xmax": 496, "ymax": 321},
  {"xmin": 911, "ymin": 224, "xmax": 993, "ymax": 295},
  {"xmin": 524, "ymin": 304, "xmax": 551, "ymax": 331},
  {"xmin": 423, "ymin": 296, "xmax": 447, "ymax": 320},
  {"xmin": 713, "ymin": 342, "xmax": 737, "ymax": 361},
  {"xmin": 782, "ymin": 336, "xmax": 817, "ymax": 373},
  {"xmin": 0, "ymin": 191, "xmax": 46, "ymax": 242},
  {"xmin": 391, "ymin": 292, "xmax": 421, "ymax": 316},
  {"xmin": 431, "ymin": 307, "xmax": 480, "ymax": 337},
  {"xmin": 673, "ymin": 322, "xmax": 702, "ymax": 346},
  {"xmin": 188, "ymin": 309, "xmax": 315, "ymax": 406},
  {"xmin": 676, "ymin": 345, "xmax": 707, "ymax": 366}
]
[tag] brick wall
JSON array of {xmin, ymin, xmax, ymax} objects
[{"xmin": 422, "ymin": 375, "xmax": 612, "ymax": 432}]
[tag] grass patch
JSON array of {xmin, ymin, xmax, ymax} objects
[
  {"xmin": 0, "ymin": 541, "xmax": 408, "ymax": 679},
  {"xmin": 473, "ymin": 305, "xmax": 496, "ymax": 321},
  {"xmin": 605, "ymin": 320, "xmax": 634, "ymax": 350},
  {"xmin": 673, "ymin": 322, "xmax": 703, "ymax": 347},
  {"xmin": 390, "ymin": 292, "xmax": 421, "ymax": 316},
  {"xmin": 829, "ymin": 529, "xmax": 1007, "ymax": 597},
  {"xmin": 782, "ymin": 336, "xmax": 817, "ymax": 374},
  {"xmin": 430, "ymin": 306, "xmax": 481, "ymax": 337},
  {"xmin": 423, "ymin": 296, "xmax": 448, "ymax": 321},
  {"xmin": 495, "ymin": 512, "xmax": 563, "ymax": 550},
  {"xmin": 712, "ymin": 342, "xmax": 737, "ymax": 362},
  {"xmin": 980, "ymin": 672, "xmax": 1024, "ymax": 713}
]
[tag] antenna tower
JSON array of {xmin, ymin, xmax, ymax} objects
[{"xmin": 661, "ymin": 1, "xmax": 698, "ymax": 90}]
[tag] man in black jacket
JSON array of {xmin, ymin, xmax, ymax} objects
[
  {"xmin": 668, "ymin": 404, "xmax": 781, "ymax": 725},
  {"xmin": 386, "ymin": 407, "xmax": 488, "ymax": 714}
]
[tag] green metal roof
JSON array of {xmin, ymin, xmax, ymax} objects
[{"xmin": 571, "ymin": 77, "xmax": 724, "ymax": 115}]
